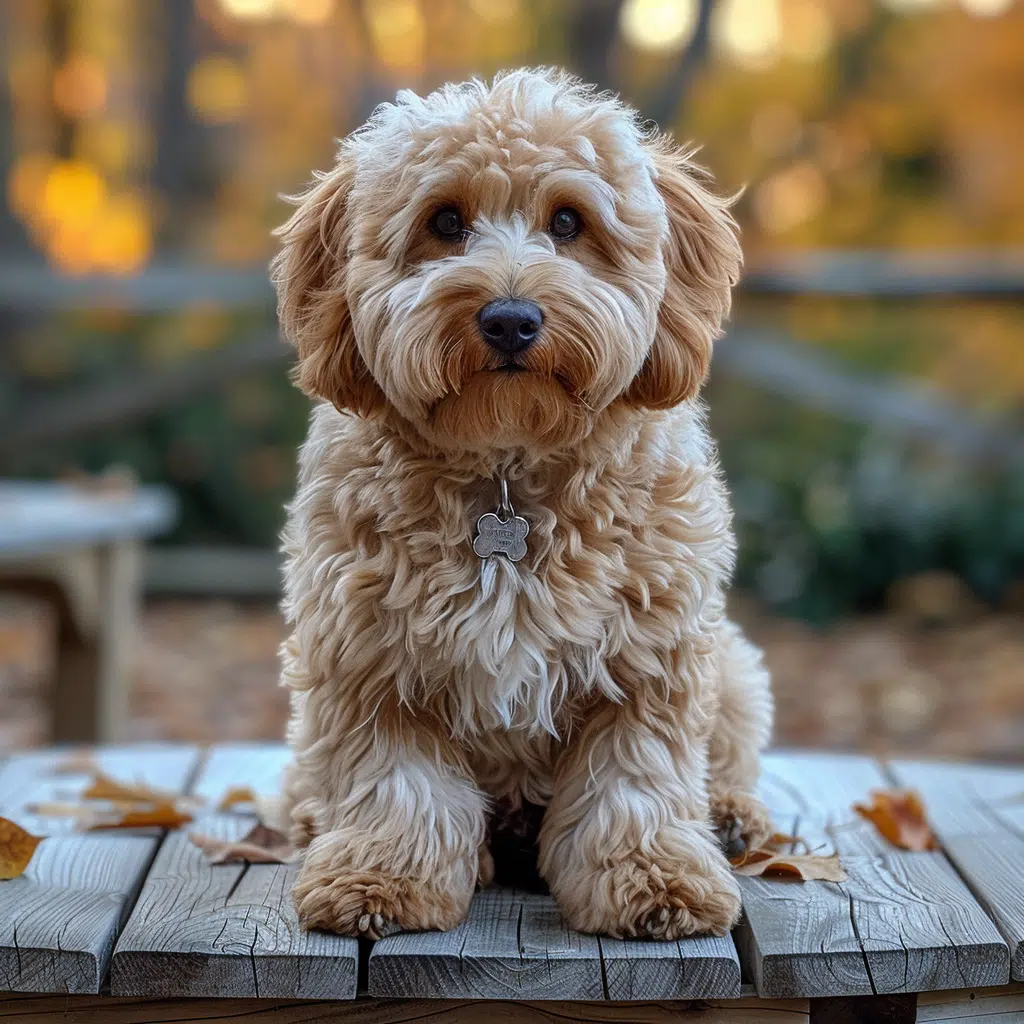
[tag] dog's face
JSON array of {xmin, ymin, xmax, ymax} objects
[{"xmin": 272, "ymin": 70, "xmax": 741, "ymax": 454}]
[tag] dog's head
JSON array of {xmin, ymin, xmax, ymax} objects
[{"xmin": 271, "ymin": 69, "xmax": 741, "ymax": 454}]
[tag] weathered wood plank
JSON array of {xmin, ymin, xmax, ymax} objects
[
  {"xmin": 0, "ymin": 745, "xmax": 199, "ymax": 995},
  {"xmin": 891, "ymin": 759, "xmax": 1024, "ymax": 982},
  {"xmin": 598, "ymin": 933, "xmax": 741, "ymax": 1000},
  {"xmin": 0, "ymin": 992, "xmax": 812, "ymax": 1023},
  {"xmin": 917, "ymin": 982, "xmax": 1024, "ymax": 1021},
  {"xmin": 369, "ymin": 887, "xmax": 604, "ymax": 999},
  {"xmin": 109, "ymin": 743, "xmax": 358, "ymax": 1000},
  {"xmin": 735, "ymin": 751, "xmax": 1009, "ymax": 999},
  {"xmin": 370, "ymin": 883, "xmax": 741, "ymax": 1001}
]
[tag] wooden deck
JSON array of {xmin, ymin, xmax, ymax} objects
[{"xmin": 1, "ymin": 744, "xmax": 1022, "ymax": 1023}]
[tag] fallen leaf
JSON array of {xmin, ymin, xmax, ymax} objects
[
  {"xmin": 83, "ymin": 771, "xmax": 178, "ymax": 804},
  {"xmin": 217, "ymin": 785, "xmax": 257, "ymax": 811},
  {"xmin": 765, "ymin": 832, "xmax": 811, "ymax": 853},
  {"xmin": 26, "ymin": 801, "xmax": 90, "ymax": 819},
  {"xmin": 854, "ymin": 789, "xmax": 937, "ymax": 852},
  {"xmin": 189, "ymin": 822, "xmax": 295, "ymax": 864},
  {"xmin": 0, "ymin": 817, "xmax": 44, "ymax": 879},
  {"xmin": 86, "ymin": 801, "xmax": 193, "ymax": 831},
  {"xmin": 732, "ymin": 850, "xmax": 847, "ymax": 882}
]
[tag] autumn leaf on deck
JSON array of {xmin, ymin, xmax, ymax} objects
[
  {"xmin": 84, "ymin": 771, "xmax": 178, "ymax": 804},
  {"xmin": 86, "ymin": 801, "xmax": 193, "ymax": 831},
  {"xmin": 189, "ymin": 822, "xmax": 295, "ymax": 864},
  {"xmin": 26, "ymin": 801, "xmax": 91, "ymax": 820},
  {"xmin": 0, "ymin": 817, "xmax": 44, "ymax": 880},
  {"xmin": 216, "ymin": 785, "xmax": 258, "ymax": 812},
  {"xmin": 853, "ymin": 789, "xmax": 937, "ymax": 852},
  {"xmin": 732, "ymin": 848, "xmax": 847, "ymax": 882},
  {"xmin": 82, "ymin": 771, "xmax": 203, "ymax": 813}
]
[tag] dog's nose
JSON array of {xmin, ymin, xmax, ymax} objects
[{"xmin": 478, "ymin": 298, "xmax": 543, "ymax": 355}]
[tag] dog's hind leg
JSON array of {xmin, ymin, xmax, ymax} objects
[{"xmin": 707, "ymin": 618, "xmax": 774, "ymax": 857}]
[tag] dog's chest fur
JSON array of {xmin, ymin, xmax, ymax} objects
[{"xmin": 288, "ymin": 406, "xmax": 729, "ymax": 794}]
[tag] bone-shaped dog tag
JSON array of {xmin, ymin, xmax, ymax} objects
[{"xmin": 473, "ymin": 479, "xmax": 529, "ymax": 562}]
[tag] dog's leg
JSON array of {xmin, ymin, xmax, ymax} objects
[
  {"xmin": 284, "ymin": 662, "xmax": 486, "ymax": 938},
  {"xmin": 539, "ymin": 682, "xmax": 741, "ymax": 940},
  {"xmin": 707, "ymin": 620, "xmax": 774, "ymax": 857}
]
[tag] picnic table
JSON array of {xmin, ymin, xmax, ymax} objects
[
  {"xmin": 0, "ymin": 745, "xmax": 1022, "ymax": 1023},
  {"xmin": 0, "ymin": 481, "xmax": 177, "ymax": 743}
]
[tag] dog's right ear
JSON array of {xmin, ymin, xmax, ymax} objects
[{"xmin": 270, "ymin": 152, "xmax": 383, "ymax": 415}]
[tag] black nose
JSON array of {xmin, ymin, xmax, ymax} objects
[{"xmin": 478, "ymin": 298, "xmax": 543, "ymax": 355}]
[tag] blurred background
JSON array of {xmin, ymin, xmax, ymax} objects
[{"xmin": 0, "ymin": 0, "xmax": 1021, "ymax": 758}]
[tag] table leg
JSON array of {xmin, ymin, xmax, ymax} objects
[{"xmin": 94, "ymin": 539, "xmax": 142, "ymax": 742}]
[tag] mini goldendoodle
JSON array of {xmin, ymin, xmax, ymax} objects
[{"xmin": 271, "ymin": 68, "xmax": 773, "ymax": 942}]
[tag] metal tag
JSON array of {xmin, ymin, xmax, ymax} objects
[{"xmin": 473, "ymin": 479, "xmax": 529, "ymax": 562}]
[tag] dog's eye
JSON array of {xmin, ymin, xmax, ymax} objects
[
  {"xmin": 431, "ymin": 207, "xmax": 464, "ymax": 241},
  {"xmin": 549, "ymin": 207, "xmax": 581, "ymax": 240}
]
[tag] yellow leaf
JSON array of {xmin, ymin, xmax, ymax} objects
[
  {"xmin": 26, "ymin": 801, "xmax": 89, "ymax": 819},
  {"xmin": 217, "ymin": 785, "xmax": 258, "ymax": 812},
  {"xmin": 0, "ymin": 817, "xmax": 44, "ymax": 879},
  {"xmin": 83, "ymin": 770, "xmax": 177, "ymax": 804},
  {"xmin": 86, "ymin": 801, "xmax": 193, "ymax": 831}
]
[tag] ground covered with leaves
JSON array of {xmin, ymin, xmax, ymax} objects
[{"xmin": 1, "ymin": 586, "xmax": 1022, "ymax": 760}]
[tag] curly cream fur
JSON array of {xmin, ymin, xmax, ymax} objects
[{"xmin": 272, "ymin": 68, "xmax": 772, "ymax": 941}]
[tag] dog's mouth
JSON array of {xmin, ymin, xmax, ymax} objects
[{"xmin": 489, "ymin": 362, "xmax": 527, "ymax": 373}]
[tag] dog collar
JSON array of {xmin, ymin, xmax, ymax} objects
[{"xmin": 473, "ymin": 478, "xmax": 529, "ymax": 562}]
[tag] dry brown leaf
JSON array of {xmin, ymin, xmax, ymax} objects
[
  {"xmin": 86, "ymin": 801, "xmax": 193, "ymax": 831},
  {"xmin": 217, "ymin": 785, "xmax": 258, "ymax": 812},
  {"xmin": 0, "ymin": 817, "xmax": 44, "ymax": 879},
  {"xmin": 765, "ymin": 832, "xmax": 811, "ymax": 853},
  {"xmin": 732, "ymin": 850, "xmax": 847, "ymax": 882},
  {"xmin": 83, "ymin": 771, "xmax": 178, "ymax": 804},
  {"xmin": 189, "ymin": 822, "xmax": 295, "ymax": 865},
  {"xmin": 26, "ymin": 801, "xmax": 90, "ymax": 819},
  {"xmin": 853, "ymin": 789, "xmax": 937, "ymax": 852}
]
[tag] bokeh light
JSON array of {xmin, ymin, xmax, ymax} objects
[{"xmin": 619, "ymin": 0, "xmax": 699, "ymax": 53}]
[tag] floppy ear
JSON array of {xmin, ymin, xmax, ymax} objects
[
  {"xmin": 626, "ymin": 140, "xmax": 742, "ymax": 409},
  {"xmin": 270, "ymin": 150, "xmax": 383, "ymax": 415}
]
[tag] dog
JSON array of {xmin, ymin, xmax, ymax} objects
[{"xmin": 271, "ymin": 68, "xmax": 773, "ymax": 942}]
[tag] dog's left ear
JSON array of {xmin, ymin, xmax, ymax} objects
[{"xmin": 626, "ymin": 140, "xmax": 742, "ymax": 410}]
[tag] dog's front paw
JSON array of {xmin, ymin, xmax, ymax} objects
[
  {"xmin": 710, "ymin": 790, "xmax": 774, "ymax": 859},
  {"xmin": 294, "ymin": 835, "xmax": 475, "ymax": 937},
  {"xmin": 551, "ymin": 824, "xmax": 741, "ymax": 940}
]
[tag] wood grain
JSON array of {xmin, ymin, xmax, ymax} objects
[
  {"xmin": 369, "ymin": 885, "xmax": 742, "ymax": 1001},
  {"xmin": 109, "ymin": 743, "xmax": 358, "ymax": 1000},
  {"xmin": 735, "ymin": 751, "xmax": 1009, "ymax": 999},
  {"xmin": 917, "ymin": 982, "xmax": 1024, "ymax": 1022},
  {"xmin": 0, "ymin": 745, "xmax": 198, "ymax": 995},
  {"xmin": 0, "ymin": 992, "xmax": 812, "ymax": 1023},
  {"xmin": 598, "ymin": 933, "xmax": 741, "ymax": 1000},
  {"xmin": 369, "ymin": 887, "xmax": 603, "ymax": 999},
  {"xmin": 890, "ymin": 759, "xmax": 1024, "ymax": 982}
]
